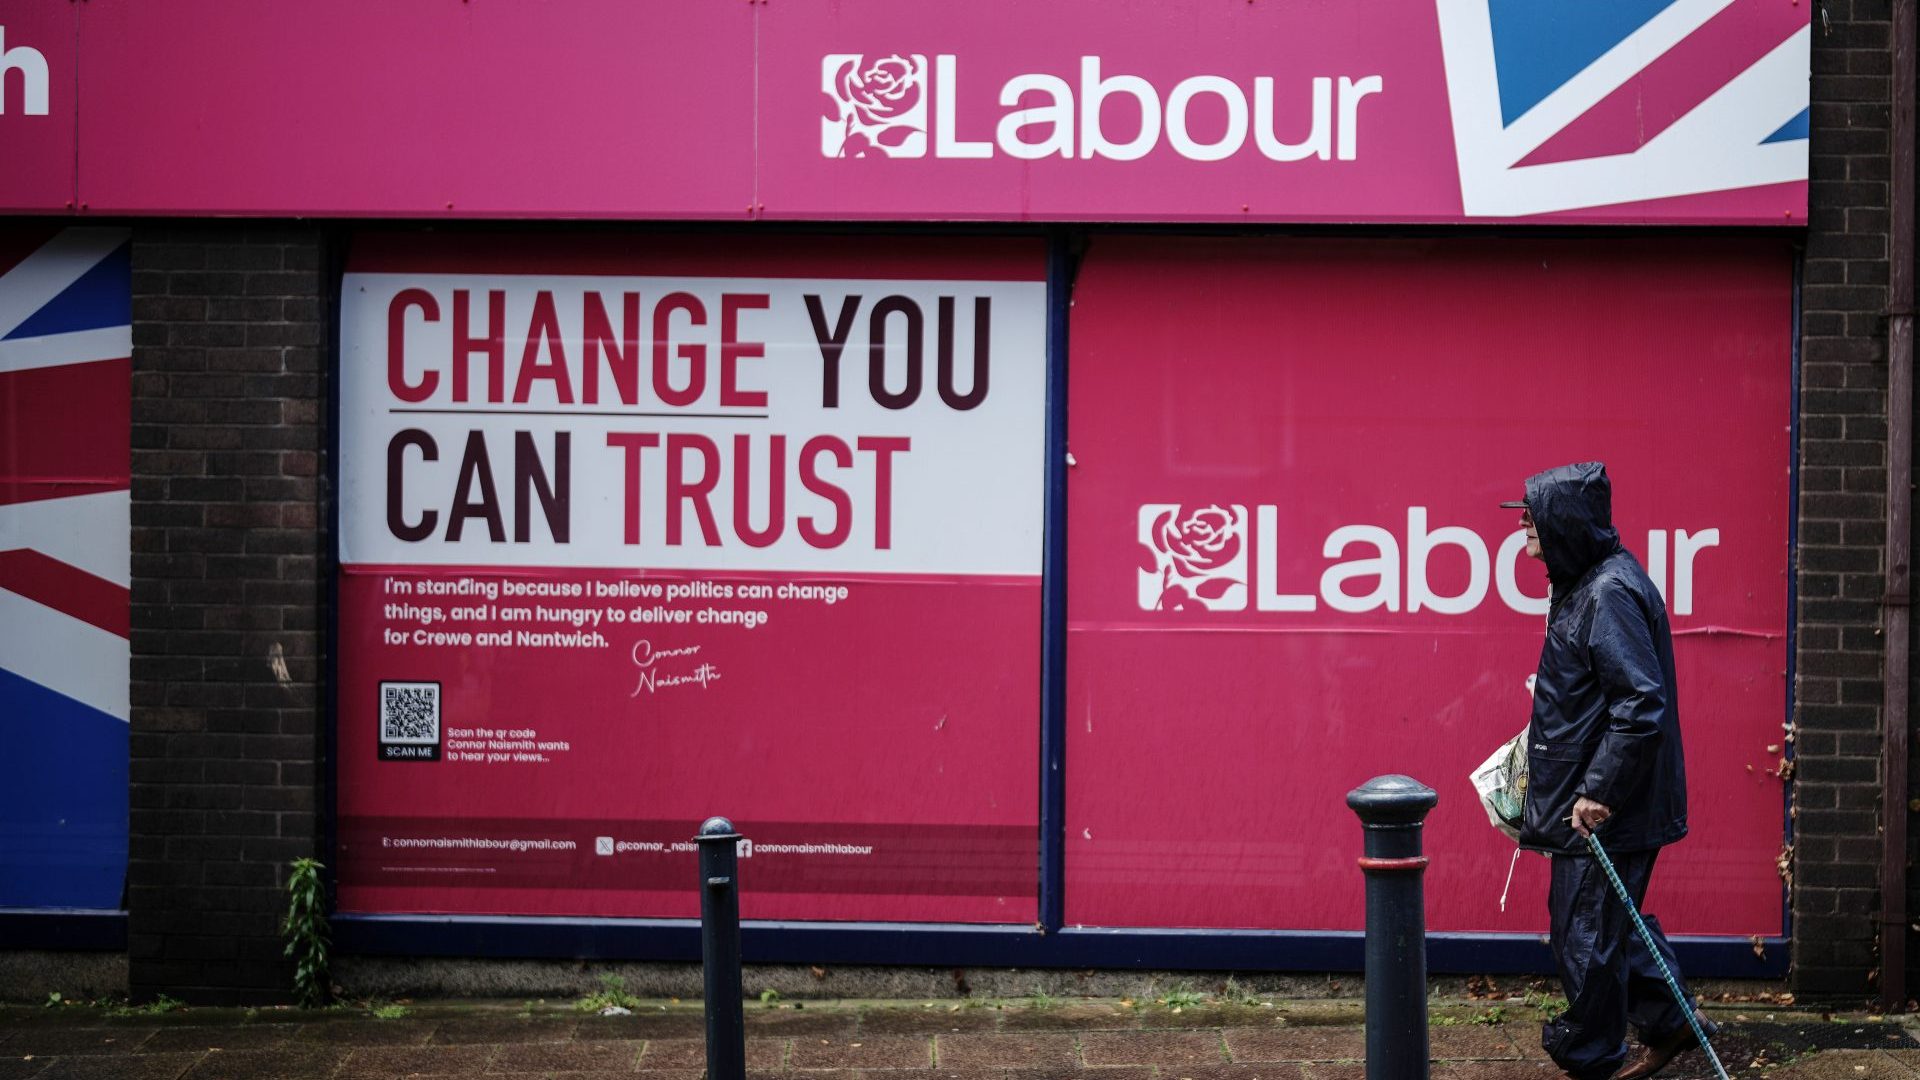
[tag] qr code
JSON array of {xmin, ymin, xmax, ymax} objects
[{"xmin": 379, "ymin": 681, "xmax": 440, "ymax": 744}]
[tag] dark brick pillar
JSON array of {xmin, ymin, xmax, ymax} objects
[
  {"xmin": 1792, "ymin": 0, "xmax": 1898, "ymax": 999},
  {"xmin": 127, "ymin": 227, "xmax": 330, "ymax": 1004}
]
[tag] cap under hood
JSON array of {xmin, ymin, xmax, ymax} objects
[{"xmin": 1523, "ymin": 462, "xmax": 1624, "ymax": 593}]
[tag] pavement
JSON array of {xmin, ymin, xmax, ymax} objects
[{"xmin": 3, "ymin": 997, "xmax": 1918, "ymax": 1080}]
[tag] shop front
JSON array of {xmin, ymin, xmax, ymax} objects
[{"xmin": 0, "ymin": 0, "xmax": 1835, "ymax": 993}]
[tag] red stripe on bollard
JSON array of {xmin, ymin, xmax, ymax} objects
[{"xmin": 1356, "ymin": 856, "xmax": 1429, "ymax": 872}]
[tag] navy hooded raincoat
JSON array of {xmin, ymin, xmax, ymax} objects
[{"xmin": 1518, "ymin": 463, "xmax": 1688, "ymax": 855}]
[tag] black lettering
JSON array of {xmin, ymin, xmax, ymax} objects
[{"xmin": 805, "ymin": 294, "xmax": 861, "ymax": 408}]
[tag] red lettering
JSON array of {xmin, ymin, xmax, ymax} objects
[
  {"xmin": 583, "ymin": 291, "xmax": 640, "ymax": 406},
  {"xmin": 607, "ymin": 432, "xmax": 660, "ymax": 545},
  {"xmin": 653, "ymin": 292, "xmax": 707, "ymax": 408},
  {"xmin": 720, "ymin": 293, "xmax": 771, "ymax": 408},
  {"xmin": 387, "ymin": 289, "xmax": 440, "ymax": 403},
  {"xmin": 452, "ymin": 289, "xmax": 507, "ymax": 403},
  {"xmin": 799, "ymin": 436, "xmax": 852, "ymax": 549},
  {"xmin": 666, "ymin": 433, "xmax": 721, "ymax": 546},
  {"xmin": 512, "ymin": 291, "xmax": 574, "ymax": 404},
  {"xmin": 856, "ymin": 436, "xmax": 910, "ymax": 550},
  {"xmin": 732, "ymin": 434, "xmax": 785, "ymax": 548}
]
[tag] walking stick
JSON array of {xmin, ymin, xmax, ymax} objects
[{"xmin": 1586, "ymin": 832, "xmax": 1731, "ymax": 1080}]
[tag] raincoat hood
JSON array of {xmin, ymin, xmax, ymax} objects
[{"xmin": 1524, "ymin": 462, "xmax": 1624, "ymax": 594}]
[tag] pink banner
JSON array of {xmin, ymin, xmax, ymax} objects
[
  {"xmin": 1064, "ymin": 236, "xmax": 1791, "ymax": 936},
  {"xmin": 0, "ymin": 0, "xmax": 1808, "ymax": 223},
  {"xmin": 0, "ymin": 9, "xmax": 75, "ymax": 214},
  {"xmin": 336, "ymin": 568, "xmax": 1039, "ymax": 921}
]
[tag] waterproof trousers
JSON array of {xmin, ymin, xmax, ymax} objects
[{"xmin": 1542, "ymin": 848, "xmax": 1695, "ymax": 1080}]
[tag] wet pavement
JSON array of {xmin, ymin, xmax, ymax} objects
[{"xmin": 1, "ymin": 998, "xmax": 1915, "ymax": 1079}]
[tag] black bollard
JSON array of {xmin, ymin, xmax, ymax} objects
[
  {"xmin": 1346, "ymin": 775, "xmax": 1438, "ymax": 1080},
  {"xmin": 695, "ymin": 817, "xmax": 746, "ymax": 1080}
]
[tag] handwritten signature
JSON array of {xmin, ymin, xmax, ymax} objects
[{"xmin": 631, "ymin": 639, "xmax": 721, "ymax": 697}]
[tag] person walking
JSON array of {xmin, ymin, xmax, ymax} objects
[{"xmin": 1503, "ymin": 462, "xmax": 1714, "ymax": 1080}]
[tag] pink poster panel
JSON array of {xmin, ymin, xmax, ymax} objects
[
  {"xmin": 0, "ymin": 7, "xmax": 76, "ymax": 213},
  {"xmin": 756, "ymin": 0, "xmax": 1808, "ymax": 224},
  {"xmin": 1065, "ymin": 237, "xmax": 1791, "ymax": 937},
  {"xmin": 71, "ymin": 1, "xmax": 754, "ymax": 218},
  {"xmin": 334, "ymin": 235, "xmax": 1046, "ymax": 922}
]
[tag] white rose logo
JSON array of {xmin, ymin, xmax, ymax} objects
[
  {"xmin": 1138, "ymin": 504, "xmax": 1249, "ymax": 612},
  {"xmin": 821, "ymin": 54, "xmax": 928, "ymax": 159}
]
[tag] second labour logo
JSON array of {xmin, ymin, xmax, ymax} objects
[{"xmin": 1139, "ymin": 504, "xmax": 1249, "ymax": 612}]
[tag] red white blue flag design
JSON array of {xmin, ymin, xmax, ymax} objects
[
  {"xmin": 1438, "ymin": 0, "xmax": 1810, "ymax": 218},
  {"xmin": 0, "ymin": 226, "xmax": 130, "ymax": 910}
]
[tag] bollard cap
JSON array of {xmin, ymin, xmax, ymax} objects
[
  {"xmin": 694, "ymin": 816, "xmax": 742, "ymax": 843},
  {"xmin": 1346, "ymin": 774, "xmax": 1438, "ymax": 824}
]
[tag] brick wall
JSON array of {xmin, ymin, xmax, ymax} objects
[
  {"xmin": 127, "ymin": 227, "xmax": 330, "ymax": 1004},
  {"xmin": 1792, "ymin": 0, "xmax": 1899, "ymax": 999}
]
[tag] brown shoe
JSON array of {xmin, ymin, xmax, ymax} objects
[{"xmin": 1612, "ymin": 1013, "xmax": 1718, "ymax": 1080}]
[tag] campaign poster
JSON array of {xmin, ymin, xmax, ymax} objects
[
  {"xmin": 1065, "ymin": 237, "xmax": 1791, "ymax": 938},
  {"xmin": 336, "ymin": 235, "xmax": 1045, "ymax": 923},
  {"xmin": 0, "ymin": 226, "xmax": 131, "ymax": 909}
]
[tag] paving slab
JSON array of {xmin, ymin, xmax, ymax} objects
[
  {"xmin": 1136, "ymin": 1005, "xmax": 1275, "ymax": 1030},
  {"xmin": 935, "ymin": 1032, "xmax": 1081, "ymax": 1069},
  {"xmin": 1296, "ymin": 1066, "xmax": 1365, "ymax": 1080},
  {"xmin": 1000, "ymin": 1005, "xmax": 1137, "ymax": 1032},
  {"xmin": 641, "ymin": 1036, "xmax": 787, "ymax": 1070},
  {"xmin": 1, "ymin": 1027, "xmax": 154, "ymax": 1056},
  {"xmin": 291, "ymin": 1020, "xmax": 433, "ymax": 1046},
  {"xmin": 487, "ymin": 1038, "xmax": 645, "ymax": 1072},
  {"xmin": 339, "ymin": 1043, "xmax": 496, "ymax": 1077},
  {"xmin": 576, "ymin": 1013, "xmax": 707, "ymax": 1041},
  {"xmin": 1080, "ymin": 1030, "xmax": 1227, "ymax": 1067},
  {"xmin": 431, "ymin": 1016, "xmax": 578, "ymax": 1044},
  {"xmin": 139, "ymin": 1024, "xmax": 296, "ymax": 1053},
  {"xmin": 179, "ymin": 1045, "xmax": 350, "ymax": 1080},
  {"xmin": 857, "ymin": 1007, "xmax": 1004, "ymax": 1035},
  {"xmin": 1426, "ymin": 1022, "xmax": 1529, "ymax": 1059},
  {"xmin": 1153, "ymin": 1064, "xmax": 1309, "ymax": 1080},
  {"xmin": 1767, "ymin": 1049, "xmax": 1920, "ymax": 1078},
  {"xmin": 1224, "ymin": 1026, "xmax": 1366, "ymax": 1063},
  {"xmin": 35, "ymin": 1055, "xmax": 206, "ymax": 1080},
  {"xmin": 743, "ymin": 1009, "xmax": 861, "ymax": 1037},
  {"xmin": 789, "ymin": 1035, "xmax": 932, "ymax": 1069},
  {"xmin": 864, "ymin": 1072, "xmax": 1152, "ymax": 1080},
  {"xmin": 1427, "ymin": 1062, "xmax": 1560, "ymax": 1080}
]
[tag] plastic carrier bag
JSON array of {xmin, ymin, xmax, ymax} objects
[
  {"xmin": 1470, "ymin": 727, "xmax": 1528, "ymax": 843},
  {"xmin": 1469, "ymin": 674, "xmax": 1539, "ymax": 910}
]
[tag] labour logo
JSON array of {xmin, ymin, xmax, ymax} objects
[
  {"xmin": 1138, "ymin": 504, "xmax": 1248, "ymax": 612},
  {"xmin": 821, "ymin": 54, "xmax": 928, "ymax": 159}
]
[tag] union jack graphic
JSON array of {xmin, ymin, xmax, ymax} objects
[
  {"xmin": 1436, "ymin": 0, "xmax": 1810, "ymax": 219},
  {"xmin": 0, "ymin": 226, "xmax": 129, "ymax": 909}
]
